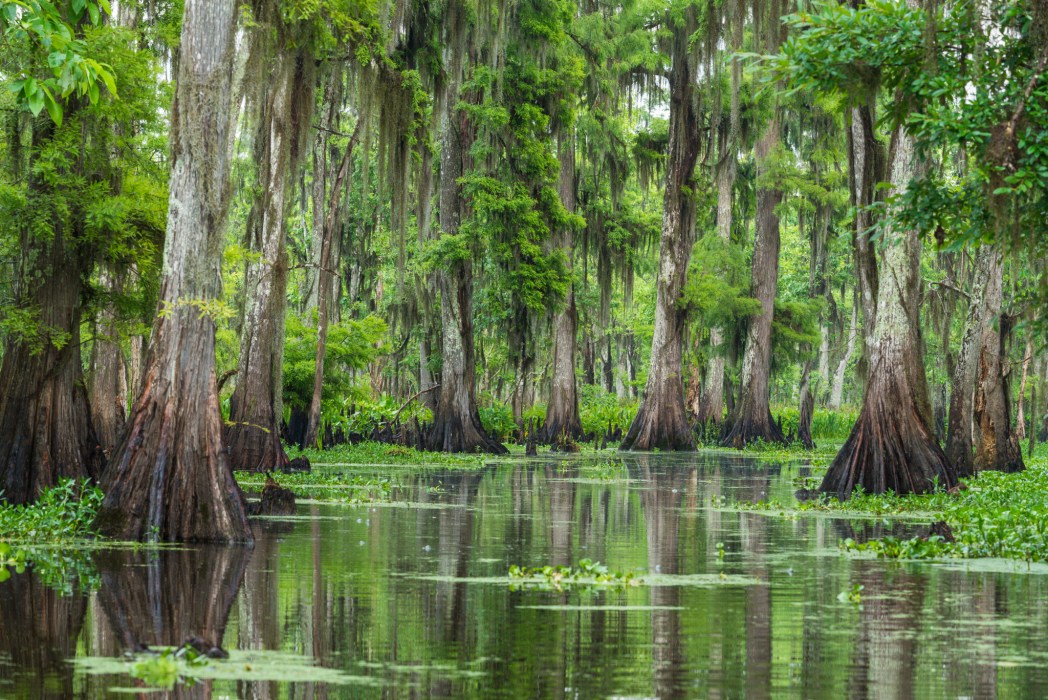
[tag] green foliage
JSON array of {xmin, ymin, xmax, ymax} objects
[
  {"xmin": 1, "ymin": 0, "xmax": 118, "ymax": 125},
  {"xmin": 683, "ymin": 234, "xmax": 760, "ymax": 328},
  {"xmin": 772, "ymin": 407, "xmax": 858, "ymax": 442},
  {"xmin": 509, "ymin": 558, "xmax": 639, "ymax": 591},
  {"xmin": 0, "ymin": 477, "xmax": 102, "ymax": 542},
  {"xmin": 479, "ymin": 400, "xmax": 517, "ymax": 442},
  {"xmin": 774, "ymin": 0, "xmax": 1048, "ymax": 309},
  {"xmin": 579, "ymin": 384, "xmax": 638, "ymax": 438},
  {"xmin": 0, "ymin": 479, "xmax": 104, "ymax": 593},
  {"xmin": 130, "ymin": 645, "xmax": 209, "ymax": 690},
  {"xmin": 236, "ymin": 469, "xmax": 397, "ymax": 504},
  {"xmin": 282, "ymin": 312, "xmax": 387, "ymax": 417}
]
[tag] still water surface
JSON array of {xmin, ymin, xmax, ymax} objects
[{"xmin": 2, "ymin": 452, "xmax": 1048, "ymax": 698}]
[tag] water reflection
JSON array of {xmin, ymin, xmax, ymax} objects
[
  {"xmin": 1, "ymin": 453, "xmax": 1047, "ymax": 698},
  {"xmin": 0, "ymin": 567, "xmax": 85, "ymax": 698}
]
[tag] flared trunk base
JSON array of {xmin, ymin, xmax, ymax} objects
[{"xmin": 819, "ymin": 380, "xmax": 955, "ymax": 500}]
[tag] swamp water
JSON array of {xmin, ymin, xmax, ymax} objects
[{"xmin": 2, "ymin": 451, "xmax": 1048, "ymax": 698}]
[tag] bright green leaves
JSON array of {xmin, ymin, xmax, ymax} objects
[
  {"xmin": 460, "ymin": 175, "xmax": 570, "ymax": 313},
  {"xmin": 282, "ymin": 313, "xmax": 388, "ymax": 419},
  {"xmin": 2, "ymin": 0, "xmax": 118, "ymax": 125},
  {"xmin": 770, "ymin": 0, "xmax": 924, "ymax": 102}
]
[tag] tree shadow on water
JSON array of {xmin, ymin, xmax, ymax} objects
[
  {"xmin": 0, "ymin": 570, "xmax": 86, "ymax": 698},
  {"xmin": 92, "ymin": 545, "xmax": 252, "ymax": 698}
]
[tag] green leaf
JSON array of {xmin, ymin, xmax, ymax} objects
[
  {"xmin": 0, "ymin": 567, "xmax": 9, "ymax": 583},
  {"xmin": 87, "ymin": 3, "xmax": 99, "ymax": 25},
  {"xmin": 42, "ymin": 89, "xmax": 62, "ymax": 126},
  {"xmin": 98, "ymin": 66, "xmax": 117, "ymax": 96},
  {"xmin": 26, "ymin": 85, "xmax": 45, "ymax": 117}
]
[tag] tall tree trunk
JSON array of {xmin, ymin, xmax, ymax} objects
[
  {"xmin": 620, "ymin": 12, "xmax": 700, "ymax": 452},
  {"xmin": 722, "ymin": 116, "xmax": 786, "ymax": 448},
  {"xmin": 798, "ymin": 360, "xmax": 816, "ymax": 449},
  {"xmin": 227, "ymin": 40, "xmax": 314, "ymax": 471},
  {"xmin": 850, "ymin": 105, "xmax": 882, "ymax": 358},
  {"xmin": 972, "ymin": 277, "xmax": 1024, "ymax": 473},
  {"xmin": 696, "ymin": 2, "xmax": 742, "ymax": 427},
  {"xmin": 828, "ymin": 304, "xmax": 858, "ymax": 410},
  {"xmin": 1015, "ymin": 339, "xmax": 1032, "ymax": 442},
  {"xmin": 0, "ymin": 124, "xmax": 102, "ymax": 504},
  {"xmin": 945, "ymin": 246, "xmax": 998, "ymax": 474},
  {"xmin": 426, "ymin": 51, "xmax": 505, "ymax": 454},
  {"xmin": 819, "ymin": 126, "xmax": 956, "ymax": 499},
  {"xmin": 95, "ymin": 0, "xmax": 252, "ymax": 542},
  {"xmin": 1029, "ymin": 357, "xmax": 1041, "ymax": 456},
  {"xmin": 90, "ymin": 267, "xmax": 128, "ymax": 458},
  {"xmin": 303, "ymin": 118, "xmax": 361, "ymax": 450},
  {"xmin": 695, "ymin": 156, "xmax": 734, "ymax": 426},
  {"xmin": 543, "ymin": 134, "xmax": 582, "ymax": 443}
]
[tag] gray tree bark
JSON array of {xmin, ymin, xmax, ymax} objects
[
  {"xmin": 96, "ymin": 0, "xmax": 252, "ymax": 542},
  {"xmin": 819, "ymin": 124, "xmax": 956, "ymax": 498},
  {"xmin": 722, "ymin": 116, "xmax": 786, "ymax": 448},
  {"xmin": 543, "ymin": 133, "xmax": 583, "ymax": 444},
  {"xmin": 620, "ymin": 10, "xmax": 701, "ymax": 451},
  {"xmin": 227, "ymin": 23, "xmax": 315, "ymax": 471}
]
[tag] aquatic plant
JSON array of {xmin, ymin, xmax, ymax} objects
[
  {"xmin": 747, "ymin": 448, "xmax": 1048, "ymax": 564},
  {"xmin": 236, "ymin": 469, "xmax": 397, "ymax": 504},
  {"xmin": 0, "ymin": 478, "xmax": 103, "ymax": 542},
  {"xmin": 290, "ymin": 441, "xmax": 490, "ymax": 469},
  {"xmin": 130, "ymin": 646, "xmax": 210, "ymax": 690},
  {"xmin": 508, "ymin": 559, "xmax": 640, "ymax": 591}
]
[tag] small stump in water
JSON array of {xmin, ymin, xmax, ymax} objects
[{"xmin": 248, "ymin": 477, "xmax": 296, "ymax": 516}]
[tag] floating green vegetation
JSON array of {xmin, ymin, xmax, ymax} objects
[
  {"xmin": 75, "ymin": 649, "xmax": 382, "ymax": 689},
  {"xmin": 406, "ymin": 571, "xmax": 762, "ymax": 587},
  {"xmin": 508, "ymin": 559, "xmax": 640, "ymax": 590},
  {"xmin": 517, "ymin": 604, "xmax": 685, "ymax": 611},
  {"xmin": 748, "ymin": 449, "xmax": 1048, "ymax": 565},
  {"xmin": 577, "ymin": 458, "xmax": 629, "ymax": 482},
  {"xmin": 0, "ymin": 478, "xmax": 102, "ymax": 543},
  {"xmin": 289, "ymin": 441, "xmax": 492, "ymax": 469},
  {"xmin": 837, "ymin": 583, "xmax": 864, "ymax": 604},
  {"xmin": 0, "ymin": 479, "xmax": 105, "ymax": 593},
  {"xmin": 731, "ymin": 488, "xmax": 946, "ymax": 520},
  {"xmin": 236, "ymin": 469, "xmax": 398, "ymax": 504},
  {"xmin": 129, "ymin": 646, "xmax": 210, "ymax": 690}
]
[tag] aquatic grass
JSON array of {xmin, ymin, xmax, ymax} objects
[
  {"xmin": 743, "ymin": 447, "xmax": 1048, "ymax": 564},
  {"xmin": 289, "ymin": 441, "xmax": 492, "ymax": 469},
  {"xmin": 236, "ymin": 469, "xmax": 399, "ymax": 504}
]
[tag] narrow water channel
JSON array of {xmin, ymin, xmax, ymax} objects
[{"xmin": 3, "ymin": 452, "xmax": 1047, "ymax": 698}]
